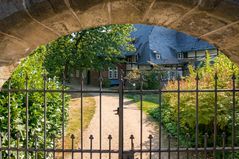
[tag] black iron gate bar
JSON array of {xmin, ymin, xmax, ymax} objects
[
  {"xmin": 3, "ymin": 89, "xmax": 239, "ymax": 93},
  {"xmin": 0, "ymin": 71, "xmax": 238, "ymax": 159}
]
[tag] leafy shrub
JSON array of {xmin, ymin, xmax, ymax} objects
[
  {"xmin": 144, "ymin": 70, "xmax": 160, "ymax": 89},
  {"xmin": 102, "ymin": 79, "xmax": 111, "ymax": 88},
  {"xmin": 0, "ymin": 46, "xmax": 70, "ymax": 158},
  {"xmin": 125, "ymin": 66, "xmax": 163, "ymax": 90},
  {"xmin": 148, "ymin": 53, "xmax": 239, "ymax": 157},
  {"xmin": 125, "ymin": 68, "xmax": 141, "ymax": 89}
]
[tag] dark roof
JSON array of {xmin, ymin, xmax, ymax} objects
[{"xmin": 128, "ymin": 24, "xmax": 216, "ymax": 65}]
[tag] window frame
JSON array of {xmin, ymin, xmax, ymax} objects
[
  {"xmin": 108, "ymin": 67, "xmax": 118, "ymax": 79},
  {"xmin": 178, "ymin": 53, "xmax": 184, "ymax": 59},
  {"xmin": 156, "ymin": 53, "xmax": 161, "ymax": 60}
]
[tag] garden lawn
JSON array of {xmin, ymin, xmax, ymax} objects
[
  {"xmin": 125, "ymin": 94, "xmax": 158, "ymax": 115},
  {"xmin": 65, "ymin": 94, "xmax": 96, "ymax": 148},
  {"xmin": 57, "ymin": 94, "xmax": 96, "ymax": 158}
]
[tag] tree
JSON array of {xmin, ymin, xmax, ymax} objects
[
  {"xmin": 45, "ymin": 35, "xmax": 74, "ymax": 80},
  {"xmin": 44, "ymin": 24, "xmax": 136, "ymax": 80}
]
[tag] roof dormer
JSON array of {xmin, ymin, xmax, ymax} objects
[{"xmin": 153, "ymin": 50, "xmax": 161, "ymax": 60}]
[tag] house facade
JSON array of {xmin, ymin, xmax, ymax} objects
[
  {"xmin": 72, "ymin": 25, "xmax": 217, "ymax": 86},
  {"xmin": 124, "ymin": 25, "xmax": 217, "ymax": 81}
]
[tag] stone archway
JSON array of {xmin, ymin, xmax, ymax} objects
[{"xmin": 0, "ymin": 0, "xmax": 239, "ymax": 86}]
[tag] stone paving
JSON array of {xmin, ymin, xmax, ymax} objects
[{"xmin": 75, "ymin": 91, "xmax": 184, "ymax": 159}]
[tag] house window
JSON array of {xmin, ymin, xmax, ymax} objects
[
  {"xmin": 156, "ymin": 53, "xmax": 161, "ymax": 59},
  {"xmin": 136, "ymin": 55, "xmax": 139, "ymax": 62},
  {"xmin": 178, "ymin": 52, "xmax": 188, "ymax": 59},
  {"xmin": 108, "ymin": 67, "xmax": 118, "ymax": 79},
  {"xmin": 153, "ymin": 50, "xmax": 161, "ymax": 60},
  {"xmin": 178, "ymin": 53, "xmax": 184, "ymax": 59}
]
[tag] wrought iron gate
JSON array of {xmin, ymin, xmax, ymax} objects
[{"xmin": 0, "ymin": 70, "xmax": 238, "ymax": 159}]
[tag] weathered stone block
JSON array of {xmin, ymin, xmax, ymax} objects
[{"xmin": 0, "ymin": 0, "xmax": 238, "ymax": 88}]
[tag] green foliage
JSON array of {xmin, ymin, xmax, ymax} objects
[
  {"xmin": 0, "ymin": 25, "xmax": 136, "ymax": 158},
  {"xmin": 143, "ymin": 66, "xmax": 162, "ymax": 89},
  {"xmin": 44, "ymin": 24, "xmax": 135, "ymax": 80},
  {"xmin": 136, "ymin": 53, "xmax": 239, "ymax": 157},
  {"xmin": 159, "ymin": 53, "xmax": 239, "ymax": 149},
  {"xmin": 45, "ymin": 35, "xmax": 74, "ymax": 80},
  {"xmin": 125, "ymin": 68, "xmax": 141, "ymax": 89},
  {"xmin": 125, "ymin": 66, "xmax": 163, "ymax": 89},
  {"xmin": 102, "ymin": 79, "xmax": 111, "ymax": 88},
  {"xmin": 0, "ymin": 46, "xmax": 69, "ymax": 158}
]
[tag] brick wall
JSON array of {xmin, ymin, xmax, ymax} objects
[
  {"xmin": 88, "ymin": 64, "xmax": 126, "ymax": 86},
  {"xmin": 89, "ymin": 71, "xmax": 108, "ymax": 86}
]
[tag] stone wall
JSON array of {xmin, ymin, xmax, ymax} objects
[{"xmin": 0, "ymin": 0, "xmax": 239, "ymax": 87}]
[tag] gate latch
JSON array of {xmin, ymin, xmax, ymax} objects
[{"xmin": 113, "ymin": 107, "xmax": 119, "ymax": 115}]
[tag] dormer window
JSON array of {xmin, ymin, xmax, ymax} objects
[
  {"xmin": 156, "ymin": 53, "xmax": 161, "ymax": 59},
  {"xmin": 153, "ymin": 50, "xmax": 161, "ymax": 59}
]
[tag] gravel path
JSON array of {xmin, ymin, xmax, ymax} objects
[{"xmin": 67, "ymin": 85, "xmax": 185, "ymax": 159}]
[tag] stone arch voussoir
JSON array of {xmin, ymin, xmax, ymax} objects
[{"xmin": 0, "ymin": 0, "xmax": 239, "ymax": 86}]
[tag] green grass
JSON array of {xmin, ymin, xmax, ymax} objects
[
  {"xmin": 125, "ymin": 94, "xmax": 159, "ymax": 114},
  {"xmin": 56, "ymin": 94, "xmax": 96, "ymax": 158},
  {"xmin": 65, "ymin": 95, "xmax": 96, "ymax": 148}
]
